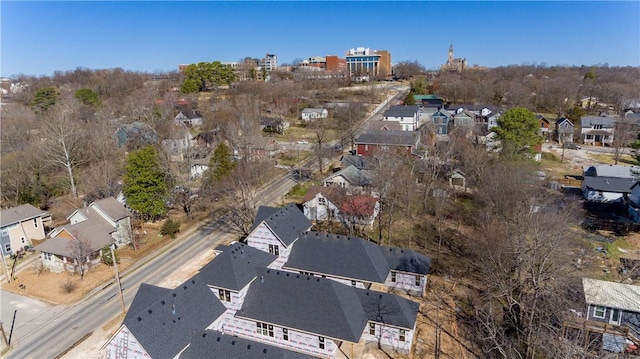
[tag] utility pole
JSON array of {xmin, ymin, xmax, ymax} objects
[{"xmin": 111, "ymin": 245, "xmax": 126, "ymax": 315}]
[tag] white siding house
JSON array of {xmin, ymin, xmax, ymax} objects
[{"xmin": 301, "ymin": 108, "xmax": 328, "ymax": 122}]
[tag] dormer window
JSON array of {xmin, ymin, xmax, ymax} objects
[{"xmin": 594, "ymin": 124, "xmax": 603, "ymax": 130}]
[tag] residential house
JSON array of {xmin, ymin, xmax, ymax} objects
[
  {"xmin": 175, "ymin": 109, "xmax": 204, "ymax": 127},
  {"xmin": 300, "ymin": 108, "xmax": 328, "ymax": 122},
  {"xmin": 355, "ymin": 130, "xmax": 421, "ymax": 157},
  {"xmin": 115, "ymin": 122, "xmax": 157, "ymax": 149},
  {"xmin": 430, "ymin": 109, "xmax": 452, "ymax": 135},
  {"xmin": 581, "ymin": 115, "xmax": 617, "ymax": 146},
  {"xmin": 246, "ymin": 204, "xmax": 313, "ymax": 268},
  {"xmin": 303, "ymin": 186, "xmax": 345, "ymax": 222},
  {"xmin": 193, "ymin": 130, "xmax": 219, "ymax": 148},
  {"xmin": 302, "ymin": 186, "xmax": 380, "ymax": 228},
  {"xmin": 487, "ymin": 112, "xmax": 501, "ymax": 130},
  {"xmin": 0, "ymin": 204, "xmax": 50, "ymax": 260},
  {"xmin": 537, "ymin": 115, "xmax": 551, "ymax": 140},
  {"xmin": 161, "ymin": 127, "xmax": 194, "ymax": 162},
  {"xmin": 340, "ymin": 154, "xmax": 378, "ymax": 170},
  {"xmin": 582, "ymin": 176, "xmax": 636, "ymax": 203},
  {"xmin": 260, "ymin": 117, "xmax": 289, "ymax": 135},
  {"xmin": 582, "ymin": 278, "xmax": 640, "ymax": 353},
  {"xmin": 236, "ymin": 136, "xmax": 281, "ymax": 159},
  {"xmin": 382, "ymin": 106, "xmax": 420, "ymax": 131},
  {"xmin": 322, "ymin": 165, "xmax": 374, "ymax": 193},
  {"xmin": 197, "ymin": 242, "xmax": 277, "ymax": 313},
  {"xmin": 555, "ymin": 118, "xmax": 575, "ymax": 144},
  {"xmin": 234, "ymin": 268, "xmax": 419, "ymax": 356},
  {"xmin": 104, "ymin": 279, "xmax": 228, "ymax": 359},
  {"xmin": 451, "ymin": 110, "xmax": 475, "ymax": 136},
  {"xmin": 283, "ymin": 231, "xmax": 431, "ymax": 296},
  {"xmin": 37, "ymin": 197, "xmax": 132, "ymax": 272},
  {"xmin": 368, "ymin": 119, "xmax": 402, "ymax": 131},
  {"xmin": 189, "ymin": 157, "xmax": 210, "ymax": 180},
  {"xmin": 413, "ymin": 94, "xmax": 443, "ymax": 108}
]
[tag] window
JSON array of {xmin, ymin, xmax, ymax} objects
[
  {"xmin": 391, "ymin": 272, "xmax": 396, "ymax": 282},
  {"xmin": 318, "ymin": 197, "xmax": 326, "ymax": 205},
  {"xmin": 268, "ymin": 244, "xmax": 279, "ymax": 256},
  {"xmin": 319, "ymin": 336, "xmax": 325, "ymax": 349},
  {"xmin": 594, "ymin": 124, "xmax": 603, "ymax": 130},
  {"xmin": 33, "ymin": 218, "xmax": 38, "ymax": 228},
  {"xmin": 594, "ymin": 306, "xmax": 606, "ymax": 319},
  {"xmin": 351, "ymin": 280, "xmax": 356, "ymax": 286},
  {"xmin": 218, "ymin": 289, "xmax": 231, "ymax": 302},
  {"xmin": 369, "ymin": 323, "xmax": 376, "ymax": 335},
  {"xmin": 415, "ymin": 275, "xmax": 421, "ymax": 286},
  {"xmin": 4, "ymin": 243, "xmax": 11, "ymax": 253},
  {"xmin": 283, "ymin": 328, "xmax": 288, "ymax": 341},
  {"xmin": 611, "ymin": 308, "xmax": 620, "ymax": 323},
  {"xmin": 399, "ymin": 329, "xmax": 406, "ymax": 342},
  {"xmin": 20, "ymin": 237, "xmax": 26, "ymax": 244},
  {"xmin": 44, "ymin": 253, "xmax": 52, "ymax": 261}
]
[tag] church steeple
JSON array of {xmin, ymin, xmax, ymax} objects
[{"xmin": 448, "ymin": 44, "xmax": 454, "ymax": 63}]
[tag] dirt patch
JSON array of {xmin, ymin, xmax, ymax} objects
[{"xmin": 1, "ymin": 259, "xmax": 132, "ymax": 305}]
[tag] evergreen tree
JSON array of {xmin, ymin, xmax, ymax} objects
[
  {"xmin": 210, "ymin": 142, "xmax": 236, "ymax": 182},
  {"xmin": 30, "ymin": 87, "xmax": 59, "ymax": 113},
  {"xmin": 492, "ymin": 108, "xmax": 542, "ymax": 159},
  {"xmin": 123, "ymin": 146, "xmax": 169, "ymax": 220}
]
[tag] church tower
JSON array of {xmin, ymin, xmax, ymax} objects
[{"xmin": 448, "ymin": 44, "xmax": 454, "ymax": 63}]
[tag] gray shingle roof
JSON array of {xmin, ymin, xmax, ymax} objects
[
  {"xmin": 340, "ymin": 155, "xmax": 378, "ymax": 170},
  {"xmin": 250, "ymin": 204, "xmax": 312, "ymax": 247},
  {"xmin": 123, "ymin": 277, "xmax": 226, "ymax": 359},
  {"xmin": 369, "ymin": 120, "xmax": 403, "ymax": 131},
  {"xmin": 356, "ymin": 289, "xmax": 419, "ymax": 329},
  {"xmin": 285, "ymin": 232, "xmax": 390, "ymax": 282},
  {"xmin": 324, "ymin": 165, "xmax": 374, "ymax": 187},
  {"xmin": 125, "ymin": 283, "xmax": 171, "ymax": 320},
  {"xmin": 196, "ymin": 242, "xmax": 276, "ymax": 291},
  {"xmin": 284, "ymin": 231, "xmax": 431, "ymax": 282},
  {"xmin": 582, "ymin": 176, "xmax": 637, "ymax": 193},
  {"xmin": 35, "ymin": 220, "xmax": 115, "ymax": 257},
  {"xmin": 583, "ymin": 164, "xmax": 640, "ymax": 179},
  {"xmin": 91, "ymin": 197, "xmax": 130, "ymax": 221},
  {"xmin": 580, "ymin": 115, "xmax": 617, "ymax": 128},
  {"xmin": 583, "ymin": 278, "xmax": 640, "ymax": 313},
  {"xmin": 355, "ymin": 130, "xmax": 419, "ymax": 147},
  {"xmin": 181, "ymin": 330, "xmax": 316, "ymax": 359},
  {"xmin": 0, "ymin": 204, "xmax": 47, "ymax": 228},
  {"xmin": 383, "ymin": 105, "xmax": 419, "ymax": 118},
  {"xmin": 237, "ymin": 268, "xmax": 369, "ymax": 342}
]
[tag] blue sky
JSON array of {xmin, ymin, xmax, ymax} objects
[{"xmin": 1, "ymin": 1, "xmax": 639, "ymax": 77}]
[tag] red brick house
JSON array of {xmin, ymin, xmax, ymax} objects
[{"xmin": 354, "ymin": 130, "xmax": 421, "ymax": 157}]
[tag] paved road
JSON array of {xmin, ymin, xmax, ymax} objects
[{"xmin": 0, "ymin": 86, "xmax": 410, "ymax": 358}]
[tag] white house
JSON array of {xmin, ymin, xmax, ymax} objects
[
  {"xmin": 174, "ymin": 110, "xmax": 204, "ymax": 127},
  {"xmin": 581, "ymin": 115, "xmax": 617, "ymax": 146},
  {"xmin": 382, "ymin": 105, "xmax": 420, "ymax": 131},
  {"xmin": 300, "ymin": 108, "xmax": 328, "ymax": 122}
]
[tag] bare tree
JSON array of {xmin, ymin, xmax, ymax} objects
[
  {"xmin": 66, "ymin": 235, "xmax": 93, "ymax": 280},
  {"xmin": 335, "ymin": 102, "xmax": 366, "ymax": 151},
  {"xmin": 40, "ymin": 105, "xmax": 89, "ymax": 198},
  {"xmin": 310, "ymin": 117, "xmax": 330, "ymax": 174}
]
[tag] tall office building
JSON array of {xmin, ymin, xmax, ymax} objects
[{"xmin": 345, "ymin": 47, "xmax": 392, "ymax": 78}]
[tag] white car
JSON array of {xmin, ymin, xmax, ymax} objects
[{"xmin": 296, "ymin": 140, "xmax": 308, "ymax": 144}]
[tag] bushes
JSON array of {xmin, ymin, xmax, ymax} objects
[
  {"xmin": 61, "ymin": 278, "xmax": 77, "ymax": 294},
  {"xmin": 160, "ymin": 219, "xmax": 181, "ymax": 239},
  {"xmin": 101, "ymin": 245, "xmax": 119, "ymax": 266}
]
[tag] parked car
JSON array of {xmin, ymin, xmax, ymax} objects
[
  {"xmin": 296, "ymin": 140, "xmax": 308, "ymax": 144},
  {"xmin": 563, "ymin": 143, "xmax": 581, "ymax": 150}
]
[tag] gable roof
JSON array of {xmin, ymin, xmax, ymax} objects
[
  {"xmin": 237, "ymin": 268, "xmax": 369, "ymax": 342},
  {"xmin": 356, "ymin": 289, "xmax": 419, "ymax": 329},
  {"xmin": 0, "ymin": 204, "xmax": 47, "ymax": 228},
  {"xmin": 91, "ymin": 197, "xmax": 130, "ymax": 221},
  {"xmin": 196, "ymin": 242, "xmax": 276, "ymax": 291},
  {"xmin": 181, "ymin": 330, "xmax": 316, "ymax": 359},
  {"xmin": 583, "ymin": 164, "xmax": 640, "ymax": 179},
  {"xmin": 250, "ymin": 204, "xmax": 312, "ymax": 247},
  {"xmin": 35, "ymin": 220, "xmax": 115, "ymax": 257},
  {"xmin": 536, "ymin": 114, "xmax": 550, "ymax": 123},
  {"xmin": 176, "ymin": 109, "xmax": 203, "ymax": 120},
  {"xmin": 284, "ymin": 231, "xmax": 431, "ymax": 283},
  {"xmin": 324, "ymin": 165, "xmax": 374, "ymax": 187},
  {"xmin": 355, "ymin": 130, "xmax": 420, "ymax": 147},
  {"xmin": 383, "ymin": 105, "xmax": 419, "ymax": 118},
  {"xmin": 303, "ymin": 185, "xmax": 346, "ymax": 204},
  {"xmin": 582, "ymin": 176, "xmax": 637, "ymax": 193},
  {"xmin": 368, "ymin": 120, "xmax": 403, "ymax": 131},
  {"xmin": 556, "ymin": 117, "xmax": 574, "ymax": 127},
  {"xmin": 340, "ymin": 196, "xmax": 378, "ymax": 217},
  {"xmin": 123, "ymin": 277, "xmax": 226, "ymax": 359},
  {"xmin": 301, "ymin": 108, "xmax": 326, "ymax": 114},
  {"xmin": 583, "ymin": 278, "xmax": 640, "ymax": 313},
  {"xmin": 580, "ymin": 115, "xmax": 617, "ymax": 128},
  {"xmin": 340, "ymin": 155, "xmax": 378, "ymax": 170}
]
